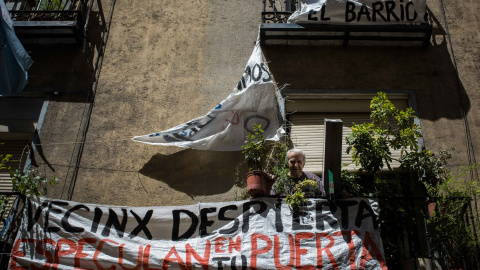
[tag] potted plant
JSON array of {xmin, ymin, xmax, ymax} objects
[
  {"xmin": 297, "ymin": 179, "xmax": 317, "ymax": 197},
  {"xmin": 285, "ymin": 188, "xmax": 305, "ymax": 210},
  {"xmin": 344, "ymin": 93, "xmax": 480, "ymax": 267},
  {"xmin": 270, "ymin": 141, "xmax": 291, "ymax": 195},
  {"xmin": 285, "ymin": 179, "xmax": 318, "ymax": 210},
  {"xmin": 242, "ymin": 124, "xmax": 273, "ymax": 196},
  {"xmin": 425, "ymin": 164, "xmax": 480, "ymax": 269},
  {"xmin": 341, "ymin": 169, "xmax": 362, "ymax": 197}
]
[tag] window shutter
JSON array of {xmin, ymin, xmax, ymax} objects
[
  {"xmin": 0, "ymin": 140, "xmax": 29, "ymax": 228},
  {"xmin": 289, "ymin": 113, "xmax": 403, "ymax": 175}
]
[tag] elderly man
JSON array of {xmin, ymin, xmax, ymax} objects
[{"xmin": 273, "ymin": 148, "xmax": 326, "ymax": 196}]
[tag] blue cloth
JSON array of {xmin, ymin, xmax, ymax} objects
[{"xmin": 0, "ymin": 1, "xmax": 33, "ymax": 96}]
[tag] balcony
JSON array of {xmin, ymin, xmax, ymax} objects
[
  {"xmin": 5, "ymin": 0, "xmax": 91, "ymax": 45},
  {"xmin": 260, "ymin": 0, "xmax": 433, "ymax": 48}
]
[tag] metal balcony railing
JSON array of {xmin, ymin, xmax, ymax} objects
[
  {"xmin": 262, "ymin": 0, "xmax": 298, "ymax": 23},
  {"xmin": 4, "ymin": 0, "xmax": 92, "ymax": 45},
  {"xmin": 6, "ymin": 0, "xmax": 85, "ymax": 22},
  {"xmin": 0, "ymin": 193, "xmax": 23, "ymax": 269},
  {"xmin": 260, "ymin": 0, "xmax": 433, "ymax": 48},
  {"xmin": 376, "ymin": 196, "xmax": 480, "ymax": 269}
]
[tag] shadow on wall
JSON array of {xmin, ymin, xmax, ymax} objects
[
  {"xmin": 139, "ymin": 150, "xmax": 246, "ymax": 196},
  {"xmin": 418, "ymin": 7, "xmax": 471, "ymax": 121},
  {"xmin": 262, "ymin": 9, "xmax": 470, "ymax": 122},
  {"xmin": 23, "ymin": 0, "xmax": 107, "ymax": 99}
]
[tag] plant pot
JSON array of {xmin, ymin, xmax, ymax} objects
[
  {"xmin": 427, "ymin": 202, "xmax": 437, "ymax": 218},
  {"xmin": 265, "ymin": 174, "xmax": 275, "ymax": 195},
  {"xmin": 246, "ymin": 171, "xmax": 268, "ymax": 197},
  {"xmin": 302, "ymin": 186, "xmax": 317, "ymax": 197}
]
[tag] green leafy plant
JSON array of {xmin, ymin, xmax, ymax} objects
[
  {"xmin": 271, "ymin": 141, "xmax": 292, "ymax": 195},
  {"xmin": 0, "ymin": 154, "xmax": 12, "ymax": 171},
  {"xmin": 341, "ymin": 169, "xmax": 361, "ymax": 196},
  {"xmin": 401, "ymin": 149, "xmax": 452, "ymax": 198},
  {"xmin": 238, "ymin": 135, "xmax": 293, "ymax": 197},
  {"xmin": 296, "ymin": 179, "xmax": 317, "ymax": 189},
  {"xmin": 285, "ymin": 179, "xmax": 317, "ymax": 210},
  {"xmin": 9, "ymin": 169, "xmax": 58, "ymax": 197},
  {"xmin": 285, "ymin": 189, "xmax": 305, "ymax": 210},
  {"xmin": 36, "ymin": 0, "xmax": 66, "ymax": 11},
  {"xmin": 344, "ymin": 92, "xmax": 480, "ymax": 267},
  {"xmin": 346, "ymin": 92, "xmax": 422, "ymax": 175},
  {"xmin": 427, "ymin": 164, "xmax": 480, "ymax": 268},
  {"xmin": 241, "ymin": 124, "xmax": 268, "ymax": 172},
  {"xmin": 345, "ymin": 92, "xmax": 445, "ymax": 198},
  {"xmin": 0, "ymin": 149, "xmax": 58, "ymax": 221},
  {"xmin": 0, "ymin": 152, "xmax": 13, "ymax": 216}
]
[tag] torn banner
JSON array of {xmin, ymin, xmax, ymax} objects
[
  {"xmin": 288, "ymin": 0, "xmax": 427, "ymax": 25},
  {"xmin": 132, "ymin": 42, "xmax": 283, "ymax": 151},
  {"xmin": 0, "ymin": 0, "xmax": 33, "ymax": 96}
]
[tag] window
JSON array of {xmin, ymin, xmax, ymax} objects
[{"xmin": 283, "ymin": 91, "xmax": 418, "ymax": 175}]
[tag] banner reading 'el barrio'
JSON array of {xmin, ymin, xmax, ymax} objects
[{"xmin": 288, "ymin": 0, "xmax": 427, "ymax": 25}]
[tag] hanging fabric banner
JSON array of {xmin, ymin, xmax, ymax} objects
[
  {"xmin": 132, "ymin": 42, "xmax": 283, "ymax": 151},
  {"xmin": 0, "ymin": 0, "xmax": 33, "ymax": 96},
  {"xmin": 10, "ymin": 197, "xmax": 387, "ymax": 269},
  {"xmin": 288, "ymin": 0, "xmax": 427, "ymax": 25}
]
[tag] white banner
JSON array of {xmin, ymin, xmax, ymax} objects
[
  {"xmin": 10, "ymin": 197, "xmax": 387, "ymax": 269},
  {"xmin": 288, "ymin": 0, "xmax": 427, "ymax": 25},
  {"xmin": 132, "ymin": 42, "xmax": 283, "ymax": 151}
]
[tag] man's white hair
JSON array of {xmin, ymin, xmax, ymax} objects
[{"xmin": 287, "ymin": 148, "xmax": 306, "ymax": 161}]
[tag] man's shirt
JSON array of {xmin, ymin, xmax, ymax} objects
[{"xmin": 272, "ymin": 171, "xmax": 326, "ymax": 197}]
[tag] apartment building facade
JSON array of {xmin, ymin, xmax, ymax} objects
[{"xmin": 2, "ymin": 0, "xmax": 480, "ymax": 268}]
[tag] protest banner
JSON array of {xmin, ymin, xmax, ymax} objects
[
  {"xmin": 288, "ymin": 0, "xmax": 427, "ymax": 25},
  {"xmin": 132, "ymin": 42, "xmax": 283, "ymax": 151},
  {"xmin": 10, "ymin": 197, "xmax": 386, "ymax": 269}
]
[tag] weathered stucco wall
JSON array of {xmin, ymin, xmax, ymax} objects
[
  {"xmin": 32, "ymin": 0, "xmax": 480, "ymax": 206},
  {"xmin": 39, "ymin": 0, "xmax": 261, "ymax": 206}
]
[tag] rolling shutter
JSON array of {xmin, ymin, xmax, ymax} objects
[
  {"xmin": 0, "ymin": 140, "xmax": 30, "ymax": 194},
  {"xmin": 0, "ymin": 140, "xmax": 29, "ymax": 223},
  {"xmin": 0, "ymin": 140, "xmax": 29, "ymax": 231}
]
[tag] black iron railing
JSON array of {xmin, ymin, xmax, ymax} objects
[
  {"xmin": 377, "ymin": 196, "xmax": 480, "ymax": 270},
  {"xmin": 0, "ymin": 193, "xmax": 23, "ymax": 269},
  {"xmin": 262, "ymin": 0, "xmax": 298, "ymax": 23},
  {"xmin": 262, "ymin": 192, "xmax": 480, "ymax": 269},
  {"xmin": 5, "ymin": 0, "xmax": 96, "ymax": 46},
  {"xmin": 260, "ymin": 0, "xmax": 433, "ymax": 47},
  {"xmin": 7, "ymin": 0, "xmax": 86, "ymax": 22}
]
